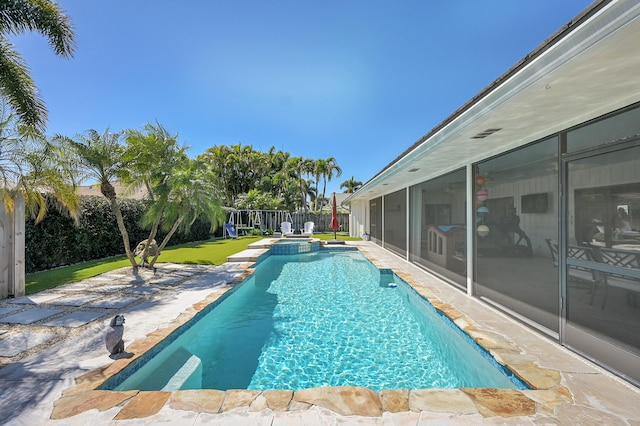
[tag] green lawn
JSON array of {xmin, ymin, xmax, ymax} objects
[{"xmin": 25, "ymin": 232, "xmax": 358, "ymax": 295}]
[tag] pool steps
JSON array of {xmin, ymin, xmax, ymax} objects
[{"xmin": 131, "ymin": 346, "xmax": 203, "ymax": 391}]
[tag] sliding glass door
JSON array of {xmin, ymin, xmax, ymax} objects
[{"xmin": 563, "ymin": 141, "xmax": 640, "ymax": 385}]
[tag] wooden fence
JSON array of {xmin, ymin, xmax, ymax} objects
[{"xmin": 290, "ymin": 212, "xmax": 350, "ymax": 233}]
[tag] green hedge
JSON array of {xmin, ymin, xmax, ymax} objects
[{"xmin": 25, "ymin": 196, "xmax": 216, "ymax": 273}]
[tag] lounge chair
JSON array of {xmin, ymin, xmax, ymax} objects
[
  {"xmin": 280, "ymin": 221, "xmax": 294, "ymax": 236},
  {"xmin": 302, "ymin": 221, "xmax": 314, "ymax": 236},
  {"xmin": 225, "ymin": 223, "xmax": 238, "ymax": 239}
]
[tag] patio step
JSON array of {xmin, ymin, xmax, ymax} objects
[{"xmin": 227, "ymin": 248, "xmax": 268, "ymax": 263}]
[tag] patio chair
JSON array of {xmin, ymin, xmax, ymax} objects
[
  {"xmin": 280, "ymin": 221, "xmax": 294, "ymax": 236},
  {"xmin": 301, "ymin": 221, "xmax": 314, "ymax": 236},
  {"xmin": 545, "ymin": 239, "xmax": 603, "ymax": 305}
]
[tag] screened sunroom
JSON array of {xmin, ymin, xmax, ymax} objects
[{"xmin": 346, "ymin": 0, "xmax": 640, "ymax": 386}]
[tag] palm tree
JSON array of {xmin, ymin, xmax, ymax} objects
[
  {"xmin": 0, "ymin": 103, "xmax": 78, "ymax": 222},
  {"xmin": 145, "ymin": 158, "xmax": 225, "ymax": 267},
  {"xmin": 306, "ymin": 179, "xmax": 317, "ymax": 211},
  {"xmin": 311, "ymin": 159, "xmax": 323, "ymax": 211},
  {"xmin": 319, "ymin": 157, "xmax": 342, "ymax": 211},
  {"xmin": 0, "ymin": 0, "xmax": 75, "ymax": 131},
  {"xmin": 340, "ymin": 176, "xmax": 363, "ymax": 193},
  {"xmin": 284, "ymin": 156, "xmax": 314, "ymax": 212},
  {"xmin": 57, "ymin": 129, "xmax": 139, "ymax": 270},
  {"xmin": 199, "ymin": 143, "xmax": 262, "ymax": 206},
  {"xmin": 123, "ymin": 122, "xmax": 188, "ymax": 263},
  {"xmin": 264, "ymin": 149, "xmax": 290, "ymax": 200}
]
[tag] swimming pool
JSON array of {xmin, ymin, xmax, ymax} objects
[{"xmin": 102, "ymin": 249, "xmax": 527, "ymax": 392}]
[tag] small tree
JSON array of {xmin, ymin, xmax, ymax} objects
[
  {"xmin": 58, "ymin": 129, "xmax": 139, "ymax": 271},
  {"xmin": 122, "ymin": 122, "xmax": 188, "ymax": 264},
  {"xmin": 0, "ymin": 104, "xmax": 78, "ymax": 221},
  {"xmin": 319, "ymin": 157, "xmax": 342, "ymax": 211},
  {"xmin": 145, "ymin": 158, "xmax": 225, "ymax": 267},
  {"xmin": 340, "ymin": 176, "xmax": 363, "ymax": 193}
]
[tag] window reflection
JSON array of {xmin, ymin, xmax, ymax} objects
[
  {"xmin": 567, "ymin": 145, "xmax": 640, "ymax": 356},
  {"xmin": 409, "ymin": 169, "xmax": 466, "ymax": 286},
  {"xmin": 474, "ymin": 137, "xmax": 559, "ymax": 332},
  {"xmin": 574, "ymin": 183, "xmax": 640, "ymax": 250},
  {"xmin": 384, "ymin": 189, "xmax": 407, "ymax": 257},
  {"xmin": 369, "ymin": 197, "xmax": 382, "ymax": 244},
  {"xmin": 567, "ymin": 105, "xmax": 640, "ymax": 153}
]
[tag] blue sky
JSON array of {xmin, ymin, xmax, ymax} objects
[{"xmin": 13, "ymin": 0, "xmax": 593, "ymax": 196}]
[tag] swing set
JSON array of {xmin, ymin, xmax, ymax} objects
[{"xmin": 224, "ymin": 209, "xmax": 293, "ymax": 238}]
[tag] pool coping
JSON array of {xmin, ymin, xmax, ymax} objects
[{"xmin": 49, "ymin": 243, "xmax": 579, "ymax": 421}]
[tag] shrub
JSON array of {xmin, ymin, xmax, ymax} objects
[{"xmin": 25, "ymin": 195, "xmax": 213, "ymax": 272}]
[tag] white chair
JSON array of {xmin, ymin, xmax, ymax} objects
[
  {"xmin": 280, "ymin": 221, "xmax": 293, "ymax": 236},
  {"xmin": 302, "ymin": 221, "xmax": 314, "ymax": 236}
]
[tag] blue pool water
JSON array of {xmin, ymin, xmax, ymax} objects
[{"xmin": 103, "ymin": 249, "xmax": 527, "ymax": 392}]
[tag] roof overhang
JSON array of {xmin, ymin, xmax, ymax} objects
[{"xmin": 345, "ymin": 0, "xmax": 640, "ymax": 204}]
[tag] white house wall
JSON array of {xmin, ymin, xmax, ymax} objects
[{"xmin": 349, "ymin": 199, "xmax": 367, "ymax": 239}]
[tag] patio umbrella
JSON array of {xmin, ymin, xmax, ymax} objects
[{"xmin": 330, "ymin": 192, "xmax": 340, "ymax": 240}]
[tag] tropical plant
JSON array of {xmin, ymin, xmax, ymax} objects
[
  {"xmin": 123, "ymin": 122, "xmax": 188, "ymax": 262},
  {"xmin": 0, "ymin": 0, "xmax": 75, "ymax": 132},
  {"xmin": 56, "ymin": 129, "xmax": 139, "ymax": 270},
  {"xmin": 0, "ymin": 103, "xmax": 78, "ymax": 222},
  {"xmin": 199, "ymin": 143, "xmax": 342, "ymax": 213},
  {"xmin": 283, "ymin": 156, "xmax": 314, "ymax": 212},
  {"xmin": 199, "ymin": 143, "xmax": 263, "ymax": 206},
  {"xmin": 144, "ymin": 157, "xmax": 225, "ymax": 267},
  {"xmin": 315, "ymin": 157, "xmax": 342, "ymax": 211},
  {"xmin": 340, "ymin": 175, "xmax": 363, "ymax": 193},
  {"xmin": 235, "ymin": 189, "xmax": 283, "ymax": 210},
  {"xmin": 271, "ymin": 171, "xmax": 299, "ymax": 212}
]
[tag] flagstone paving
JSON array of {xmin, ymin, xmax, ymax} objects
[
  {"xmin": 0, "ymin": 331, "xmax": 56, "ymax": 357},
  {"xmin": 0, "ymin": 263, "xmax": 217, "ymax": 370},
  {"xmin": 0, "ymin": 241, "xmax": 639, "ymax": 425},
  {"xmin": 0, "ymin": 308, "xmax": 63, "ymax": 324},
  {"xmin": 0, "ymin": 306, "xmax": 19, "ymax": 316},
  {"xmin": 42, "ymin": 311, "xmax": 106, "ymax": 328}
]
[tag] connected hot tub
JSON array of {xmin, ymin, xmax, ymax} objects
[{"xmin": 270, "ymin": 238, "xmax": 320, "ymax": 255}]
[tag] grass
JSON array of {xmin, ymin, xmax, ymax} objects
[{"xmin": 25, "ymin": 232, "xmax": 358, "ymax": 295}]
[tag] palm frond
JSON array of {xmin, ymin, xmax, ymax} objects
[
  {"xmin": 0, "ymin": 38, "xmax": 47, "ymax": 131},
  {"xmin": 0, "ymin": 0, "xmax": 75, "ymax": 57}
]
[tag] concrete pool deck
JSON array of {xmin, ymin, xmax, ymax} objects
[{"xmin": 0, "ymin": 240, "xmax": 639, "ymax": 424}]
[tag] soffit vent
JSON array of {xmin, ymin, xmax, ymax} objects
[{"xmin": 471, "ymin": 128, "xmax": 502, "ymax": 139}]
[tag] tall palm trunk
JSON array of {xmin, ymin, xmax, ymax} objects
[
  {"xmin": 321, "ymin": 177, "xmax": 328, "ymax": 212},
  {"xmin": 101, "ymin": 181, "xmax": 138, "ymax": 272},
  {"xmin": 149, "ymin": 215, "xmax": 184, "ymax": 267},
  {"xmin": 141, "ymin": 201, "xmax": 167, "ymax": 265},
  {"xmin": 141, "ymin": 221, "xmax": 160, "ymax": 263}
]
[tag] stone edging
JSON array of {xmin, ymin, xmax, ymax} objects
[{"xmin": 51, "ymin": 251, "xmax": 573, "ymax": 421}]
